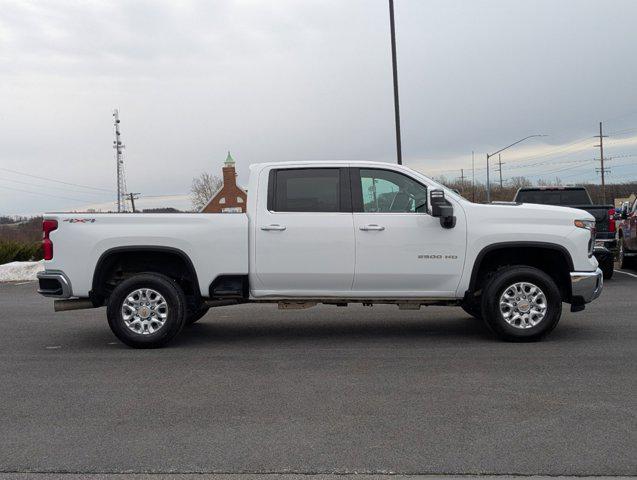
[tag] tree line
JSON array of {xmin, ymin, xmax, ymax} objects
[{"xmin": 435, "ymin": 176, "xmax": 637, "ymax": 205}]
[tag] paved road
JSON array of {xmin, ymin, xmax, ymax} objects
[{"xmin": 0, "ymin": 274, "xmax": 635, "ymax": 477}]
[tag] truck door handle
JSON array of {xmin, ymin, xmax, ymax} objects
[
  {"xmin": 359, "ymin": 224, "xmax": 385, "ymax": 231},
  {"xmin": 261, "ymin": 224, "xmax": 287, "ymax": 231}
]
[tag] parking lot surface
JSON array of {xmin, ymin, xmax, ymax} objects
[{"xmin": 0, "ymin": 273, "xmax": 635, "ymax": 477}]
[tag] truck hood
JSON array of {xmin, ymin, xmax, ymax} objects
[{"xmin": 472, "ymin": 202, "xmax": 595, "ymax": 223}]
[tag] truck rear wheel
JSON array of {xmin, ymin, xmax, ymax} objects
[
  {"xmin": 106, "ymin": 273, "xmax": 187, "ymax": 348},
  {"xmin": 481, "ymin": 266, "xmax": 562, "ymax": 342}
]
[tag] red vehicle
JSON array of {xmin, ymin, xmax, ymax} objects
[{"xmin": 617, "ymin": 200, "xmax": 637, "ymax": 269}]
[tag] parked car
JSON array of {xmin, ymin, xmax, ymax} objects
[
  {"xmin": 617, "ymin": 200, "xmax": 637, "ymax": 270},
  {"xmin": 513, "ymin": 186, "xmax": 616, "ymax": 279},
  {"xmin": 37, "ymin": 161, "xmax": 602, "ymax": 348}
]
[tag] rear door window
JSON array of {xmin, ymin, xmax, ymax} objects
[{"xmin": 268, "ymin": 168, "xmax": 350, "ymax": 212}]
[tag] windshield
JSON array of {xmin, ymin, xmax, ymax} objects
[{"xmin": 515, "ymin": 189, "xmax": 591, "ymax": 206}]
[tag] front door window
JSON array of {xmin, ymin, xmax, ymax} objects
[{"xmin": 359, "ymin": 169, "xmax": 428, "ymax": 213}]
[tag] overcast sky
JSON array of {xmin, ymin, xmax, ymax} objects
[{"xmin": 1, "ymin": 0, "xmax": 637, "ymax": 214}]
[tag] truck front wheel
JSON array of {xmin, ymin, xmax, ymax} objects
[
  {"xmin": 106, "ymin": 273, "xmax": 187, "ymax": 348},
  {"xmin": 481, "ymin": 266, "xmax": 562, "ymax": 342}
]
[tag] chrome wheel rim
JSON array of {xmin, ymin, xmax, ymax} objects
[
  {"xmin": 121, "ymin": 288, "xmax": 168, "ymax": 335},
  {"xmin": 499, "ymin": 282, "xmax": 547, "ymax": 329}
]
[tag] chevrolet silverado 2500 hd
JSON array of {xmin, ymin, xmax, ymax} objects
[{"xmin": 37, "ymin": 161, "xmax": 603, "ymax": 348}]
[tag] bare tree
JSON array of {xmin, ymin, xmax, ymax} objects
[
  {"xmin": 508, "ymin": 176, "xmax": 532, "ymax": 190},
  {"xmin": 537, "ymin": 177, "xmax": 563, "ymax": 187},
  {"xmin": 190, "ymin": 172, "xmax": 222, "ymax": 211}
]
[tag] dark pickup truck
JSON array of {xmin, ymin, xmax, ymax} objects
[{"xmin": 513, "ymin": 186, "xmax": 616, "ymax": 279}]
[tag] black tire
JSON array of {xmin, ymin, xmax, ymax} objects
[
  {"xmin": 185, "ymin": 306, "xmax": 209, "ymax": 325},
  {"xmin": 481, "ymin": 266, "xmax": 562, "ymax": 342},
  {"xmin": 618, "ymin": 236, "xmax": 635, "ymax": 270},
  {"xmin": 600, "ymin": 255, "xmax": 614, "ymax": 280},
  {"xmin": 107, "ymin": 273, "xmax": 186, "ymax": 348}
]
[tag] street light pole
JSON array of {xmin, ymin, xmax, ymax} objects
[
  {"xmin": 388, "ymin": 0, "xmax": 402, "ymax": 165},
  {"xmin": 485, "ymin": 134, "xmax": 546, "ymax": 202}
]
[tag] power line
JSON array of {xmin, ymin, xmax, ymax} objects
[
  {"xmin": 606, "ymin": 126, "xmax": 637, "ymax": 136},
  {"xmin": 431, "ymin": 156, "xmax": 595, "ymax": 176},
  {"xmin": 0, "ymin": 183, "xmax": 94, "ymax": 203},
  {"xmin": 428, "ymin": 134, "xmax": 597, "ymax": 176},
  {"xmin": 560, "ymin": 163, "xmax": 637, "ymax": 181},
  {"xmin": 497, "ymin": 135, "xmax": 594, "ymax": 165},
  {"xmin": 0, "ymin": 176, "xmax": 110, "ymax": 197},
  {"xmin": 0, "ymin": 167, "xmax": 113, "ymax": 192}
]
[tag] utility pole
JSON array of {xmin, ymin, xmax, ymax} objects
[
  {"xmin": 595, "ymin": 121, "xmax": 609, "ymax": 203},
  {"xmin": 388, "ymin": 0, "xmax": 402, "ymax": 165},
  {"xmin": 459, "ymin": 169, "xmax": 465, "ymax": 191},
  {"xmin": 486, "ymin": 134, "xmax": 546, "ymax": 202},
  {"xmin": 497, "ymin": 154, "xmax": 505, "ymax": 189},
  {"xmin": 128, "ymin": 192, "xmax": 140, "ymax": 213},
  {"xmin": 471, "ymin": 151, "xmax": 475, "ymax": 202},
  {"xmin": 112, "ymin": 109, "xmax": 128, "ymax": 213}
]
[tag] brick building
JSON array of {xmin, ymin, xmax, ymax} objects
[{"xmin": 200, "ymin": 152, "xmax": 247, "ymax": 213}]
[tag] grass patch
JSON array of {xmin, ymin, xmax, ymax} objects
[{"xmin": 0, "ymin": 240, "xmax": 43, "ymax": 265}]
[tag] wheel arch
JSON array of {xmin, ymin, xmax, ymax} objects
[
  {"xmin": 91, "ymin": 246, "xmax": 200, "ymax": 303},
  {"xmin": 468, "ymin": 242, "xmax": 574, "ymax": 301}
]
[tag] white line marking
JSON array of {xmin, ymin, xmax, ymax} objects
[
  {"xmin": 614, "ymin": 269, "xmax": 637, "ymax": 278},
  {"xmin": 45, "ymin": 345, "xmax": 62, "ymax": 349}
]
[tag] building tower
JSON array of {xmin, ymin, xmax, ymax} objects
[
  {"xmin": 112, "ymin": 109, "xmax": 129, "ymax": 212},
  {"xmin": 201, "ymin": 151, "xmax": 247, "ymax": 213}
]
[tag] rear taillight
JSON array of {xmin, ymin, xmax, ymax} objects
[
  {"xmin": 42, "ymin": 219, "xmax": 58, "ymax": 260},
  {"xmin": 608, "ymin": 208, "xmax": 616, "ymax": 233}
]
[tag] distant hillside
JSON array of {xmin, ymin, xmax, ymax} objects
[{"xmin": 0, "ymin": 216, "xmax": 42, "ymax": 243}]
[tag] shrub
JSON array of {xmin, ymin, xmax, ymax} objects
[{"xmin": 0, "ymin": 240, "xmax": 43, "ymax": 265}]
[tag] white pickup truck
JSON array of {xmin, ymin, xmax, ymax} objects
[{"xmin": 37, "ymin": 161, "xmax": 603, "ymax": 348}]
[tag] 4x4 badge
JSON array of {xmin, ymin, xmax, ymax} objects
[{"xmin": 63, "ymin": 218, "xmax": 95, "ymax": 223}]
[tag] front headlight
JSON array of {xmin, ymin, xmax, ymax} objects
[
  {"xmin": 574, "ymin": 219, "xmax": 596, "ymax": 256},
  {"xmin": 574, "ymin": 219, "xmax": 595, "ymax": 230}
]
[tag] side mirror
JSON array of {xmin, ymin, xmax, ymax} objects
[{"xmin": 430, "ymin": 189, "xmax": 456, "ymax": 229}]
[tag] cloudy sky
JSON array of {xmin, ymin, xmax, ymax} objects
[{"xmin": 1, "ymin": 0, "xmax": 637, "ymax": 214}]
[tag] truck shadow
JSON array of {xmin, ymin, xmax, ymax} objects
[{"xmin": 170, "ymin": 315, "xmax": 584, "ymax": 347}]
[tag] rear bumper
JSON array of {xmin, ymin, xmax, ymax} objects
[
  {"xmin": 37, "ymin": 270, "xmax": 72, "ymax": 298},
  {"xmin": 594, "ymin": 237, "xmax": 616, "ymax": 250},
  {"xmin": 570, "ymin": 268, "xmax": 603, "ymax": 304}
]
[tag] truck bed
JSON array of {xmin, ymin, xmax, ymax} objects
[{"xmin": 44, "ymin": 213, "xmax": 248, "ymax": 297}]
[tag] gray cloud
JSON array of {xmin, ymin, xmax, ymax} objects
[{"xmin": 1, "ymin": 0, "xmax": 636, "ymax": 214}]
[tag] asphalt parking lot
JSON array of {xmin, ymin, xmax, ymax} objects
[{"xmin": 0, "ymin": 272, "xmax": 635, "ymax": 478}]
